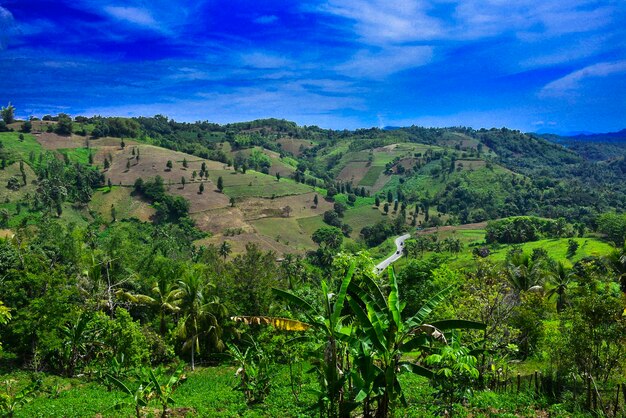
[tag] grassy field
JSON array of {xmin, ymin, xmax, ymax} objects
[
  {"xmin": 408, "ymin": 226, "xmax": 615, "ymax": 269},
  {"xmin": 89, "ymin": 187, "xmax": 155, "ymax": 222},
  {"xmin": 58, "ymin": 147, "xmax": 93, "ymax": 165},
  {"xmin": 486, "ymin": 237, "xmax": 614, "ymax": 266},
  {"xmin": 250, "ymin": 216, "xmax": 316, "ymax": 250},
  {"xmin": 342, "ymin": 204, "xmax": 387, "ymax": 239},
  {"xmin": 0, "ymin": 132, "xmax": 44, "ymax": 165},
  {"xmin": 219, "ymin": 170, "xmax": 313, "ymax": 199},
  {"xmin": 0, "ymin": 162, "xmax": 38, "ymax": 202},
  {"xmin": 359, "ymin": 165, "xmax": 385, "ymax": 186},
  {"xmin": 297, "ymin": 215, "xmax": 326, "ymax": 238},
  {"xmin": 3, "ymin": 364, "xmax": 439, "ymax": 418},
  {"xmin": 3, "ymin": 361, "xmax": 566, "ymax": 418}
]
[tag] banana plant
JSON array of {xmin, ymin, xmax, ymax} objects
[
  {"xmin": 108, "ymin": 369, "xmax": 154, "ymax": 418},
  {"xmin": 272, "ymin": 263, "xmax": 356, "ymax": 417},
  {"xmin": 345, "ymin": 266, "xmax": 485, "ymax": 418},
  {"xmin": 148, "ymin": 364, "xmax": 187, "ymax": 418},
  {"xmin": 227, "ymin": 337, "xmax": 273, "ymax": 405},
  {"xmin": 0, "ymin": 379, "xmax": 41, "ymax": 418}
]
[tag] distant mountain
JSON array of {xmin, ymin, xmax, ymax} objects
[
  {"xmin": 541, "ymin": 129, "xmax": 626, "ymax": 144},
  {"xmin": 540, "ymin": 129, "xmax": 626, "ymax": 162}
]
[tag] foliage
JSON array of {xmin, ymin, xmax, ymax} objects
[
  {"xmin": 1, "ymin": 103, "xmax": 15, "ymax": 125},
  {"xmin": 486, "ymin": 216, "xmax": 572, "ymax": 244},
  {"xmin": 228, "ymin": 337, "xmax": 273, "ymax": 404},
  {"xmin": 0, "ymin": 378, "xmax": 41, "ymax": 418}
]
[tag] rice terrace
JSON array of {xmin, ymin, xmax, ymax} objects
[{"xmin": 0, "ymin": 1, "xmax": 625, "ymax": 417}]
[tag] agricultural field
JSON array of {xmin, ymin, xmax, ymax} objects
[
  {"xmin": 237, "ymin": 192, "xmax": 331, "ymax": 221},
  {"xmin": 250, "ymin": 216, "xmax": 317, "ymax": 250},
  {"xmin": 89, "ymin": 186, "xmax": 155, "ymax": 222},
  {"xmin": 0, "ymin": 132, "xmax": 43, "ymax": 164},
  {"xmin": 342, "ymin": 204, "xmax": 387, "ymax": 238},
  {"xmin": 410, "ymin": 224, "xmax": 615, "ymax": 269},
  {"xmin": 0, "ymin": 161, "xmax": 38, "ymax": 202},
  {"xmin": 276, "ymin": 136, "xmax": 314, "ymax": 156},
  {"xmin": 218, "ymin": 171, "xmax": 313, "ymax": 199}
]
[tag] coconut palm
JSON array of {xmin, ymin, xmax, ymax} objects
[
  {"xmin": 176, "ymin": 270, "xmax": 226, "ymax": 370},
  {"xmin": 607, "ymin": 243, "xmax": 626, "ymax": 292},
  {"xmin": 545, "ymin": 261, "xmax": 574, "ymax": 313},
  {"xmin": 505, "ymin": 251, "xmax": 546, "ymax": 295}
]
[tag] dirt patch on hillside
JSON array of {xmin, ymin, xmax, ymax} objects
[
  {"xmin": 337, "ymin": 161, "xmax": 370, "ymax": 184},
  {"xmin": 456, "ymin": 159, "xmax": 486, "ymax": 170},
  {"xmin": 191, "ymin": 207, "xmax": 252, "ymax": 234},
  {"xmin": 277, "ymin": 137, "xmax": 313, "ymax": 156},
  {"xmin": 237, "ymin": 192, "xmax": 333, "ymax": 221},
  {"xmin": 166, "ymin": 182, "xmax": 230, "ymax": 213},
  {"xmin": 36, "ymin": 133, "xmax": 139, "ymax": 151},
  {"xmin": 36, "ymin": 133, "xmax": 88, "ymax": 149},
  {"xmin": 374, "ymin": 144, "xmax": 399, "ymax": 152},
  {"xmin": 396, "ymin": 158, "xmax": 418, "ymax": 170},
  {"xmin": 198, "ymin": 231, "xmax": 298, "ymax": 256},
  {"xmin": 102, "ymin": 144, "xmax": 226, "ymax": 186},
  {"xmin": 268, "ymin": 162, "xmax": 295, "ymax": 178}
]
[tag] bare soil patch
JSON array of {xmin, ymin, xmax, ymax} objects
[
  {"xmin": 237, "ymin": 192, "xmax": 333, "ymax": 221},
  {"xmin": 337, "ymin": 161, "xmax": 370, "ymax": 184},
  {"xmin": 198, "ymin": 231, "xmax": 297, "ymax": 256},
  {"xmin": 191, "ymin": 207, "xmax": 252, "ymax": 234},
  {"xmin": 277, "ymin": 137, "xmax": 313, "ymax": 156}
]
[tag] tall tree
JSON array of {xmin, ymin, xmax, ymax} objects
[{"xmin": 1, "ymin": 103, "xmax": 15, "ymax": 124}]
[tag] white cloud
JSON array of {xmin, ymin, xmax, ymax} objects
[
  {"xmin": 317, "ymin": 0, "xmax": 620, "ymax": 44},
  {"xmin": 0, "ymin": 6, "xmax": 16, "ymax": 49},
  {"xmin": 336, "ymin": 46, "xmax": 433, "ymax": 78},
  {"xmin": 540, "ymin": 60, "xmax": 626, "ymax": 97},
  {"xmin": 103, "ymin": 6, "xmax": 158, "ymax": 29},
  {"xmin": 318, "ymin": 0, "xmax": 444, "ymax": 45}
]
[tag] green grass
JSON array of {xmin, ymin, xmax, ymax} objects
[
  {"xmin": 342, "ymin": 204, "xmax": 386, "ymax": 239},
  {"xmin": 4, "ymin": 361, "xmax": 580, "ymax": 417},
  {"xmin": 58, "ymin": 147, "xmax": 93, "ymax": 165},
  {"xmin": 0, "ymin": 162, "xmax": 38, "ymax": 203},
  {"xmin": 251, "ymin": 217, "xmax": 316, "ymax": 250},
  {"xmin": 297, "ymin": 215, "xmax": 326, "ymax": 237},
  {"xmin": 486, "ymin": 237, "xmax": 614, "ymax": 267},
  {"xmin": 212, "ymin": 169, "xmax": 312, "ymax": 198},
  {"xmin": 0, "ymin": 132, "xmax": 44, "ymax": 166},
  {"xmin": 89, "ymin": 187, "xmax": 155, "ymax": 222},
  {"xmin": 359, "ymin": 165, "xmax": 385, "ymax": 186},
  {"xmin": 411, "ymin": 236, "xmax": 615, "ymax": 270}
]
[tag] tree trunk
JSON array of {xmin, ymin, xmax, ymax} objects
[
  {"xmin": 375, "ymin": 392, "xmax": 389, "ymax": 418},
  {"xmin": 191, "ymin": 335, "xmax": 195, "ymax": 371}
]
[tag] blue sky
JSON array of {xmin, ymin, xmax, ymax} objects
[{"xmin": 0, "ymin": 0, "xmax": 624, "ymax": 133}]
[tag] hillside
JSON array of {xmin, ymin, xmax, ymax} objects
[{"xmin": 1, "ymin": 118, "xmax": 625, "ymax": 256}]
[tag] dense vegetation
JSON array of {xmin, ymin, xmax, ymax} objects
[{"xmin": 0, "ymin": 108, "xmax": 625, "ymax": 416}]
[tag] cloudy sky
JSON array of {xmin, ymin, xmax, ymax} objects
[{"xmin": 0, "ymin": 0, "xmax": 625, "ymax": 133}]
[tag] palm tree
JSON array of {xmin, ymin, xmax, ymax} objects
[
  {"xmin": 177, "ymin": 270, "xmax": 226, "ymax": 370},
  {"xmin": 607, "ymin": 243, "xmax": 626, "ymax": 292},
  {"xmin": 218, "ymin": 241, "xmax": 232, "ymax": 261},
  {"xmin": 545, "ymin": 261, "xmax": 574, "ymax": 313},
  {"xmin": 505, "ymin": 251, "xmax": 546, "ymax": 295},
  {"xmin": 152, "ymin": 278, "xmax": 182, "ymax": 335}
]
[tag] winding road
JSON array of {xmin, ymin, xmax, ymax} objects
[{"xmin": 375, "ymin": 233, "xmax": 411, "ymax": 273}]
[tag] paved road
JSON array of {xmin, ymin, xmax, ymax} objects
[{"xmin": 375, "ymin": 233, "xmax": 411, "ymax": 273}]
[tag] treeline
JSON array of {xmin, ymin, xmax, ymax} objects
[{"xmin": 485, "ymin": 216, "xmax": 579, "ymax": 244}]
